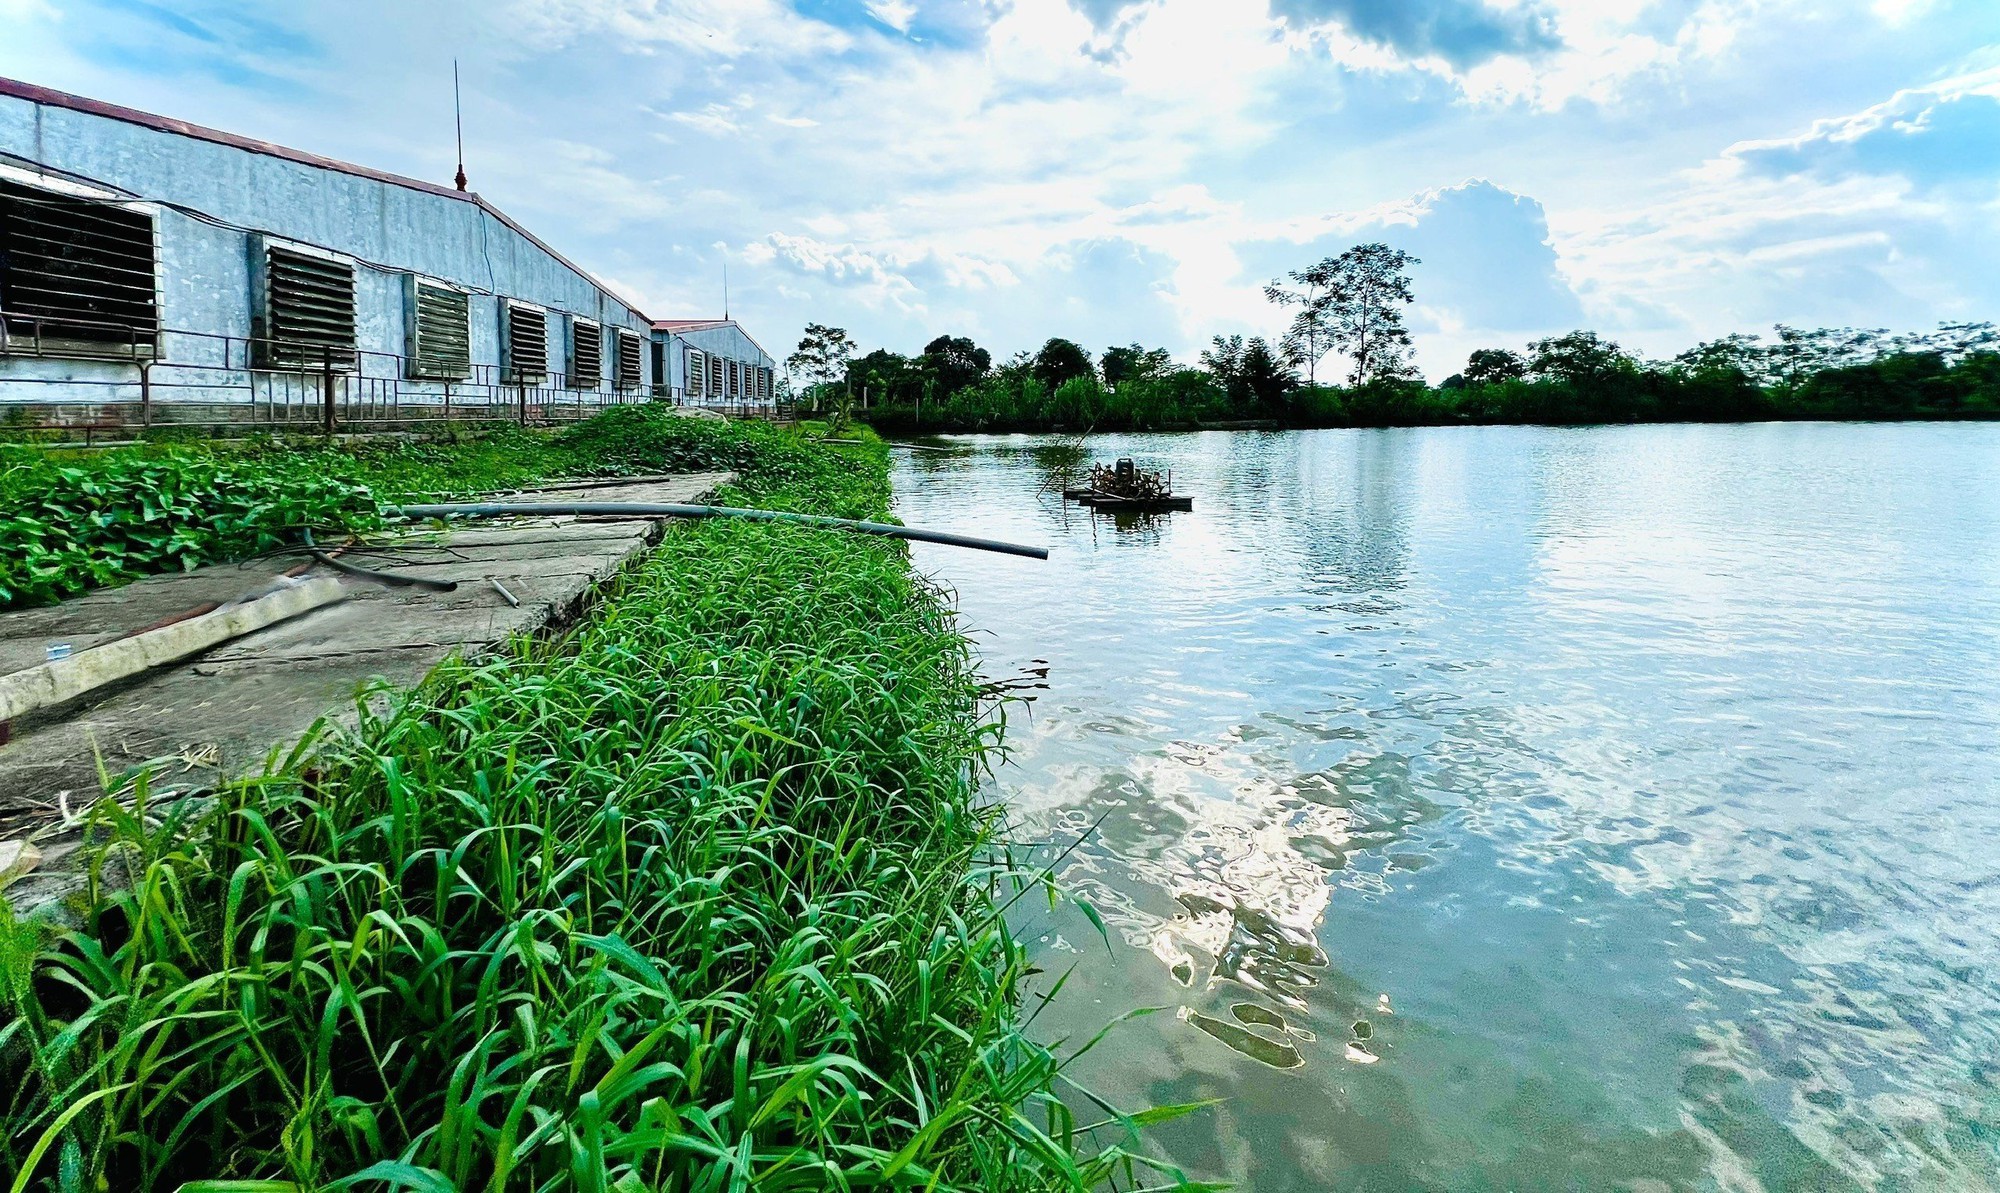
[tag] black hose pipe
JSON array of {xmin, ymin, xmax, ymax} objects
[
  {"xmin": 389, "ymin": 502, "xmax": 1051, "ymax": 561},
  {"xmin": 301, "ymin": 528, "xmax": 460, "ymax": 591}
]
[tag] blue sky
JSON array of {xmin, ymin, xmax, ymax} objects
[{"xmin": 3, "ymin": 0, "xmax": 1997, "ymax": 378}]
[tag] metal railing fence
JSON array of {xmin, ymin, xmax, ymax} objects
[{"xmin": 0, "ymin": 317, "xmax": 791, "ymax": 441}]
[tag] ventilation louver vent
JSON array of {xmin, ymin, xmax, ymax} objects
[
  {"xmin": 616, "ymin": 329, "xmax": 643, "ymax": 391},
  {"xmin": 570, "ymin": 318, "xmax": 602, "ymax": 389},
  {"xmin": 709, "ymin": 354, "xmax": 724, "ymax": 397},
  {"xmin": 687, "ymin": 349, "xmax": 707, "ymax": 396},
  {"xmin": 257, "ymin": 242, "xmax": 356, "ymax": 370},
  {"xmin": 406, "ymin": 277, "xmax": 471, "ymax": 380},
  {"xmin": 503, "ymin": 302, "xmax": 547, "ymax": 384},
  {"xmin": 0, "ymin": 179, "xmax": 158, "ymax": 356}
]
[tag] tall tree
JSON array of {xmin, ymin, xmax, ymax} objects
[
  {"xmin": 1265, "ymin": 262, "xmax": 1339, "ymax": 384},
  {"xmin": 1101, "ymin": 343, "xmax": 1173, "ymax": 388},
  {"xmin": 1199, "ymin": 335, "xmax": 1245, "ymax": 383},
  {"xmin": 1032, "ymin": 338, "xmax": 1093, "ymax": 390},
  {"xmin": 1312, "ymin": 243, "xmax": 1421, "ymax": 386},
  {"xmin": 1929, "ymin": 321, "xmax": 1999, "ymax": 364},
  {"xmin": 1201, "ymin": 334, "xmax": 1295, "ymax": 409},
  {"xmin": 788, "ymin": 324, "xmax": 855, "ymax": 391},
  {"xmin": 1673, "ymin": 334, "xmax": 1764, "ymax": 380},
  {"xmin": 1463, "ymin": 348, "xmax": 1528, "ymax": 386},
  {"xmin": 918, "ymin": 334, "xmax": 991, "ymax": 395},
  {"xmin": 1766, "ymin": 326, "xmax": 1832, "ymax": 397},
  {"xmin": 1101, "ymin": 344, "xmax": 1138, "ymax": 388},
  {"xmin": 1239, "ymin": 338, "xmax": 1300, "ymax": 410},
  {"xmin": 1765, "ymin": 325, "xmax": 1891, "ymax": 395},
  {"xmin": 1667, "ymin": 334, "xmax": 1767, "ymax": 419},
  {"xmin": 847, "ymin": 348, "xmax": 921, "ymax": 407},
  {"xmin": 787, "ymin": 323, "xmax": 856, "ymax": 419},
  {"xmin": 1527, "ymin": 330, "xmax": 1638, "ymax": 389}
]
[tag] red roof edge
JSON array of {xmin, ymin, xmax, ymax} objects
[
  {"xmin": 0, "ymin": 75, "xmax": 652, "ymax": 321},
  {"xmin": 0, "ymin": 76, "xmax": 467, "ymax": 200}
]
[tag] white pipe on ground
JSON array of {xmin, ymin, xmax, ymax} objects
[{"xmin": 0, "ymin": 576, "xmax": 348, "ymax": 723}]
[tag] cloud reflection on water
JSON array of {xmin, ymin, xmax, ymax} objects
[{"xmin": 900, "ymin": 425, "xmax": 2000, "ymax": 1188}]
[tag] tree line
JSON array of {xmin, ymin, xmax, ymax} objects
[{"xmin": 783, "ymin": 246, "xmax": 2000, "ymax": 432}]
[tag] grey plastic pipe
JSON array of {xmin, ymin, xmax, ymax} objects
[
  {"xmin": 0, "ymin": 577, "xmax": 347, "ymax": 723},
  {"xmin": 389, "ymin": 501, "xmax": 1051, "ymax": 561}
]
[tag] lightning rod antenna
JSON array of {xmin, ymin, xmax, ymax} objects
[{"xmin": 453, "ymin": 60, "xmax": 468, "ymax": 192}]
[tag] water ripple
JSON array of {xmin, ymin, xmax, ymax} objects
[{"xmin": 898, "ymin": 425, "xmax": 2000, "ymax": 1190}]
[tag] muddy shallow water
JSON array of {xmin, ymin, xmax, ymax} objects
[{"xmin": 893, "ymin": 423, "xmax": 2000, "ymax": 1191}]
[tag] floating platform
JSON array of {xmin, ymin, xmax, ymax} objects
[{"xmin": 1067, "ymin": 491, "xmax": 1194, "ymax": 512}]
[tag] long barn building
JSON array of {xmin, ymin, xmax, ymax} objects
[{"xmin": 0, "ymin": 77, "xmax": 777, "ymax": 431}]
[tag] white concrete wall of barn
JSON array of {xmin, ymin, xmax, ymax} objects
[
  {"xmin": 658, "ymin": 326, "xmax": 776, "ymax": 402},
  {"xmin": 0, "ymin": 91, "xmax": 654, "ymax": 412}
]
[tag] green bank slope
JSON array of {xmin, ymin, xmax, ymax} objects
[{"xmin": 1, "ymin": 411, "xmax": 1184, "ymax": 1192}]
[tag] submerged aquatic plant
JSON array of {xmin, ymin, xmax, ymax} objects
[{"xmin": 0, "ymin": 420, "xmax": 1201, "ymax": 1191}]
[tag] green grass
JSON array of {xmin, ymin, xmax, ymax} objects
[{"xmin": 0, "ymin": 411, "xmax": 1198, "ymax": 1192}]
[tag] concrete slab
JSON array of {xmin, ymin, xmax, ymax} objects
[{"xmin": 0, "ymin": 470, "xmax": 732, "ymax": 909}]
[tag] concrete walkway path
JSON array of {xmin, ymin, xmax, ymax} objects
[{"xmin": 0, "ymin": 472, "xmax": 730, "ymax": 908}]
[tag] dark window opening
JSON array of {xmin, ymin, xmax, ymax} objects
[{"xmin": 0, "ymin": 178, "xmax": 158, "ymax": 356}]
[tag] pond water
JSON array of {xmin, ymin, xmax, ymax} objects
[{"xmin": 890, "ymin": 424, "xmax": 2000, "ymax": 1191}]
